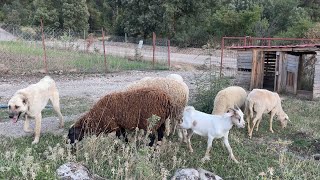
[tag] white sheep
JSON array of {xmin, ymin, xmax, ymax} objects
[
  {"xmin": 212, "ymin": 86, "xmax": 247, "ymax": 115},
  {"xmin": 125, "ymin": 74, "xmax": 189, "ymax": 142},
  {"xmin": 245, "ymin": 89, "xmax": 289, "ymax": 138},
  {"xmin": 179, "ymin": 106, "xmax": 245, "ymax": 163}
]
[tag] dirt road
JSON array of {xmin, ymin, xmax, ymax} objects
[{"xmin": 0, "ymin": 70, "xmax": 202, "ymax": 138}]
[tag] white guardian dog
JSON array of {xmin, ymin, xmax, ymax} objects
[{"xmin": 8, "ymin": 76, "xmax": 64, "ymax": 144}]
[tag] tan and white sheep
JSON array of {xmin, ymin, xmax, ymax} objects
[
  {"xmin": 212, "ymin": 86, "xmax": 247, "ymax": 115},
  {"xmin": 125, "ymin": 74, "xmax": 189, "ymax": 142},
  {"xmin": 245, "ymin": 89, "xmax": 289, "ymax": 138}
]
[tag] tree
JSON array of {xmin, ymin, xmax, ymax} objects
[
  {"xmin": 32, "ymin": 0, "xmax": 60, "ymax": 28},
  {"xmin": 61, "ymin": 0, "xmax": 89, "ymax": 31}
]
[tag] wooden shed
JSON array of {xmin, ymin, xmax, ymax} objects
[{"xmin": 232, "ymin": 44, "xmax": 320, "ymax": 99}]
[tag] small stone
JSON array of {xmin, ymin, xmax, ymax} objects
[{"xmin": 171, "ymin": 168, "xmax": 223, "ymax": 180}]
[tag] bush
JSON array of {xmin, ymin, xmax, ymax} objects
[{"xmin": 190, "ymin": 71, "xmax": 231, "ymax": 114}]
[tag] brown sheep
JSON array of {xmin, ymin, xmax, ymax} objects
[{"xmin": 67, "ymin": 87, "xmax": 174, "ymax": 146}]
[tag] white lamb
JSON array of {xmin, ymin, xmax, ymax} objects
[
  {"xmin": 212, "ymin": 86, "xmax": 247, "ymax": 115},
  {"xmin": 179, "ymin": 106, "xmax": 245, "ymax": 163},
  {"xmin": 245, "ymin": 89, "xmax": 289, "ymax": 138}
]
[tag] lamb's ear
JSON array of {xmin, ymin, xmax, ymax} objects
[{"xmin": 227, "ymin": 108, "xmax": 235, "ymax": 115}]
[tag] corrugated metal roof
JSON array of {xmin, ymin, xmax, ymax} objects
[{"xmin": 229, "ymin": 44, "xmax": 320, "ymax": 49}]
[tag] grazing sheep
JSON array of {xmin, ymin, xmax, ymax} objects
[
  {"xmin": 179, "ymin": 106, "xmax": 245, "ymax": 163},
  {"xmin": 212, "ymin": 86, "xmax": 247, "ymax": 115},
  {"xmin": 67, "ymin": 88, "xmax": 174, "ymax": 146},
  {"xmin": 126, "ymin": 74, "xmax": 189, "ymax": 142},
  {"xmin": 245, "ymin": 89, "xmax": 289, "ymax": 138}
]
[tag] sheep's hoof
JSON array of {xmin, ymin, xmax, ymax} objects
[
  {"xmin": 231, "ymin": 157, "xmax": 239, "ymax": 164},
  {"xmin": 24, "ymin": 128, "xmax": 33, "ymax": 133},
  {"xmin": 201, "ymin": 156, "xmax": 210, "ymax": 162},
  {"xmin": 270, "ymin": 129, "xmax": 274, "ymax": 133}
]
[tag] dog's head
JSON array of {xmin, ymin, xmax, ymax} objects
[
  {"xmin": 67, "ymin": 125, "xmax": 84, "ymax": 144},
  {"xmin": 8, "ymin": 93, "xmax": 28, "ymax": 123}
]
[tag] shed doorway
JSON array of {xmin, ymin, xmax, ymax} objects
[{"xmin": 263, "ymin": 51, "xmax": 276, "ymax": 90}]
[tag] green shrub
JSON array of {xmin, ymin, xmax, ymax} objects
[{"xmin": 190, "ymin": 71, "xmax": 231, "ymax": 113}]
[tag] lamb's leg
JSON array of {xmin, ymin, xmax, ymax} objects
[
  {"xmin": 32, "ymin": 114, "xmax": 42, "ymax": 144},
  {"xmin": 202, "ymin": 136, "xmax": 214, "ymax": 162},
  {"xmin": 269, "ymin": 110, "xmax": 276, "ymax": 133},
  {"xmin": 249, "ymin": 111, "xmax": 263, "ymax": 138},
  {"xmin": 245, "ymin": 108, "xmax": 251, "ymax": 134},
  {"xmin": 23, "ymin": 115, "xmax": 33, "ymax": 132},
  {"xmin": 223, "ymin": 133, "xmax": 239, "ymax": 163},
  {"xmin": 186, "ymin": 129, "xmax": 194, "ymax": 153},
  {"xmin": 255, "ymin": 118, "xmax": 262, "ymax": 131}
]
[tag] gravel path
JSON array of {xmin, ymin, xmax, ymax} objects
[{"xmin": 0, "ymin": 70, "xmax": 202, "ymax": 138}]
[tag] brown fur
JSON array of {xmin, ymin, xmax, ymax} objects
[{"xmin": 69, "ymin": 88, "xmax": 174, "ymax": 144}]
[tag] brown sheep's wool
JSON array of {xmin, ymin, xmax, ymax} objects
[{"xmin": 68, "ymin": 87, "xmax": 174, "ymax": 145}]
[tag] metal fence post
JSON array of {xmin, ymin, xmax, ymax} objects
[
  {"xmin": 84, "ymin": 30, "xmax": 86, "ymax": 52},
  {"xmin": 102, "ymin": 28, "xmax": 108, "ymax": 73},
  {"xmin": 220, "ymin": 37, "xmax": 224, "ymax": 78},
  {"xmin": 152, "ymin": 32, "xmax": 156, "ymax": 69},
  {"xmin": 167, "ymin": 39, "xmax": 170, "ymax": 68},
  {"xmin": 40, "ymin": 18, "xmax": 48, "ymax": 74}
]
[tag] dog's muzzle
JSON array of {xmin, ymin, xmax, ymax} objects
[{"xmin": 8, "ymin": 112, "xmax": 21, "ymax": 123}]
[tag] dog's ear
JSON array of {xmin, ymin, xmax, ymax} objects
[{"xmin": 22, "ymin": 98, "xmax": 28, "ymax": 105}]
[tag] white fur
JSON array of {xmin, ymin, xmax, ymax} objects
[
  {"xmin": 245, "ymin": 89, "xmax": 289, "ymax": 138},
  {"xmin": 8, "ymin": 76, "xmax": 64, "ymax": 144},
  {"xmin": 180, "ymin": 106, "xmax": 245, "ymax": 163}
]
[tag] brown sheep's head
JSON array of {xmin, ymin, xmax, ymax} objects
[{"xmin": 67, "ymin": 125, "xmax": 84, "ymax": 144}]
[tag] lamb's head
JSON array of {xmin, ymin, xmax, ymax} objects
[
  {"xmin": 227, "ymin": 106, "xmax": 245, "ymax": 128},
  {"xmin": 179, "ymin": 106, "xmax": 195, "ymax": 129},
  {"xmin": 277, "ymin": 111, "xmax": 289, "ymax": 128}
]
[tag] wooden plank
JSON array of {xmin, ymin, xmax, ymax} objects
[{"xmin": 250, "ymin": 50, "xmax": 258, "ymax": 90}]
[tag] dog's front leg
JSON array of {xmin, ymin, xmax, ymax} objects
[
  {"xmin": 32, "ymin": 114, "xmax": 42, "ymax": 144},
  {"xmin": 23, "ymin": 115, "xmax": 33, "ymax": 133}
]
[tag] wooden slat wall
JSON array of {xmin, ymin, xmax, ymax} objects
[
  {"xmin": 286, "ymin": 54, "xmax": 299, "ymax": 94},
  {"xmin": 237, "ymin": 51, "xmax": 252, "ymax": 69},
  {"xmin": 287, "ymin": 54, "xmax": 299, "ymax": 73},
  {"xmin": 313, "ymin": 51, "xmax": 320, "ymax": 99},
  {"xmin": 236, "ymin": 51, "xmax": 252, "ymax": 88}
]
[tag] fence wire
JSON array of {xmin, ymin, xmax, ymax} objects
[{"xmin": 0, "ymin": 25, "xmax": 170, "ymax": 75}]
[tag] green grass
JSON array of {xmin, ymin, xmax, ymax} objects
[
  {"xmin": 0, "ymin": 41, "xmax": 168, "ymax": 73},
  {"xmin": 0, "ymin": 96, "xmax": 319, "ymax": 179}
]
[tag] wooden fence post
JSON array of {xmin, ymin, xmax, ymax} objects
[{"xmin": 40, "ymin": 18, "xmax": 48, "ymax": 74}]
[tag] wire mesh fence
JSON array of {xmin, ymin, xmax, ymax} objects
[
  {"xmin": 0, "ymin": 24, "xmax": 240, "ymax": 77},
  {"xmin": 0, "ymin": 25, "xmax": 170, "ymax": 75}
]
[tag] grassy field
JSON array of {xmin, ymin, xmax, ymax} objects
[
  {"xmin": 0, "ymin": 41, "xmax": 168, "ymax": 74},
  {"xmin": 0, "ymin": 89, "xmax": 319, "ymax": 179}
]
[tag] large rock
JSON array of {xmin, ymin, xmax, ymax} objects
[
  {"xmin": 171, "ymin": 168, "xmax": 223, "ymax": 180},
  {"xmin": 56, "ymin": 162, "xmax": 104, "ymax": 180}
]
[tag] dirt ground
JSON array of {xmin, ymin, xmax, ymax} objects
[{"xmin": 0, "ymin": 68, "xmax": 205, "ymax": 138}]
